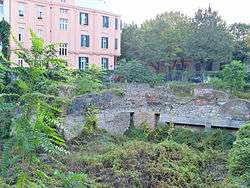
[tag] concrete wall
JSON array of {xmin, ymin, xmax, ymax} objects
[{"xmin": 63, "ymin": 84, "xmax": 250, "ymax": 140}]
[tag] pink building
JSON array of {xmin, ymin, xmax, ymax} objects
[{"xmin": 0, "ymin": 0, "xmax": 121, "ymax": 70}]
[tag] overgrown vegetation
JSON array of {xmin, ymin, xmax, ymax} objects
[
  {"xmin": 209, "ymin": 60, "xmax": 247, "ymax": 93},
  {"xmin": 114, "ymin": 59, "xmax": 164, "ymax": 85},
  {"xmin": 228, "ymin": 123, "xmax": 250, "ymax": 187},
  {"xmin": 0, "ymin": 31, "xmax": 100, "ymax": 187},
  {"xmin": 0, "ymin": 7, "xmax": 248, "ymax": 188}
]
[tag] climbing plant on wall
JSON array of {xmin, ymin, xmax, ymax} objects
[{"xmin": 0, "ymin": 20, "xmax": 10, "ymax": 59}]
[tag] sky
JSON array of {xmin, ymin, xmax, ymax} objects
[{"xmin": 104, "ymin": 0, "xmax": 250, "ymax": 25}]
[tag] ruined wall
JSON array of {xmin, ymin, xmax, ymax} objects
[{"xmin": 63, "ymin": 84, "xmax": 250, "ymax": 140}]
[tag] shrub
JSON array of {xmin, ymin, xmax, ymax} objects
[
  {"xmin": 114, "ymin": 59, "xmax": 164, "ymax": 85},
  {"xmin": 209, "ymin": 77, "xmax": 225, "ymax": 90},
  {"xmin": 228, "ymin": 123, "xmax": 250, "ymax": 186},
  {"xmin": 76, "ymin": 65, "xmax": 103, "ymax": 95},
  {"xmin": 210, "ymin": 60, "xmax": 247, "ymax": 93},
  {"xmin": 203, "ymin": 129, "xmax": 235, "ymax": 151},
  {"xmin": 236, "ymin": 122, "xmax": 250, "ymax": 140},
  {"xmin": 81, "ymin": 107, "xmax": 99, "ymax": 138},
  {"xmin": 99, "ymin": 140, "xmax": 203, "ymax": 187},
  {"xmin": 147, "ymin": 123, "xmax": 175, "ymax": 142}
]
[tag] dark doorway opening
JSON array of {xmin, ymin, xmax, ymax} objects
[
  {"xmin": 130, "ymin": 112, "xmax": 135, "ymax": 127},
  {"xmin": 155, "ymin": 113, "xmax": 160, "ymax": 126}
]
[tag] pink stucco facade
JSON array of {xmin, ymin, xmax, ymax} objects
[{"xmin": 4, "ymin": 0, "xmax": 121, "ymax": 70}]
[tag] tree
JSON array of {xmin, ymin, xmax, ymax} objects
[
  {"xmin": 247, "ymin": 32, "xmax": 250, "ymax": 57},
  {"xmin": 229, "ymin": 23, "xmax": 250, "ymax": 62},
  {"xmin": 120, "ymin": 23, "xmax": 141, "ymax": 61},
  {"xmin": 139, "ymin": 12, "xmax": 192, "ymax": 73},
  {"xmin": 0, "ymin": 31, "xmax": 70, "ymax": 182},
  {"xmin": 0, "ymin": 20, "xmax": 11, "ymax": 59},
  {"xmin": 114, "ymin": 59, "xmax": 163, "ymax": 84},
  {"xmin": 186, "ymin": 6, "xmax": 234, "ymax": 68}
]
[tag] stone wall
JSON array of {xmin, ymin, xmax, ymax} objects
[{"xmin": 62, "ymin": 84, "xmax": 250, "ymax": 140}]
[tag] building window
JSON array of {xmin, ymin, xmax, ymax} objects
[
  {"xmin": 115, "ymin": 38, "xmax": 118, "ymax": 50},
  {"xmin": 115, "ymin": 18, "xmax": 118, "ymax": 30},
  {"xmin": 59, "ymin": 43, "xmax": 68, "ymax": 56},
  {"xmin": 37, "ymin": 6, "xmax": 44, "ymax": 19},
  {"xmin": 18, "ymin": 27, "xmax": 24, "ymax": 42},
  {"xmin": 101, "ymin": 37, "xmax": 108, "ymax": 49},
  {"xmin": 37, "ymin": 29, "xmax": 43, "ymax": 38},
  {"xmin": 79, "ymin": 57, "xmax": 89, "ymax": 70},
  {"xmin": 60, "ymin": 8, "xmax": 68, "ymax": 14},
  {"xmin": 81, "ymin": 35, "xmax": 90, "ymax": 47},
  {"xmin": 80, "ymin": 13, "xmax": 88, "ymax": 25},
  {"xmin": 18, "ymin": 3, "xmax": 25, "ymax": 17},
  {"xmin": 101, "ymin": 58, "xmax": 109, "ymax": 69},
  {"xmin": 0, "ymin": 0, "xmax": 4, "ymax": 15},
  {"xmin": 18, "ymin": 57, "xmax": 24, "ymax": 67},
  {"xmin": 103, "ymin": 16, "xmax": 109, "ymax": 28},
  {"xmin": 59, "ymin": 18, "xmax": 68, "ymax": 30},
  {"xmin": 120, "ymin": 20, "xmax": 123, "ymax": 30}
]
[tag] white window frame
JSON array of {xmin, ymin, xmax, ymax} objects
[
  {"xmin": 18, "ymin": 27, "xmax": 25, "ymax": 42},
  {"xmin": 101, "ymin": 37, "xmax": 108, "ymax": 49},
  {"xmin": 81, "ymin": 35, "xmax": 90, "ymax": 47},
  {"xmin": 101, "ymin": 57, "xmax": 109, "ymax": 69},
  {"xmin": 80, "ymin": 12, "xmax": 88, "ymax": 25},
  {"xmin": 18, "ymin": 3, "xmax": 25, "ymax": 17},
  {"xmin": 79, "ymin": 57, "xmax": 89, "ymax": 70},
  {"xmin": 60, "ymin": 8, "xmax": 68, "ymax": 14},
  {"xmin": 59, "ymin": 18, "xmax": 68, "ymax": 30},
  {"xmin": 59, "ymin": 43, "xmax": 68, "ymax": 56},
  {"xmin": 37, "ymin": 5, "xmax": 44, "ymax": 19},
  {"xmin": 37, "ymin": 29, "xmax": 43, "ymax": 38},
  {"xmin": 18, "ymin": 57, "xmax": 24, "ymax": 67}
]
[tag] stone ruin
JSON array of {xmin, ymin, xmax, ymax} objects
[{"xmin": 62, "ymin": 84, "xmax": 250, "ymax": 140}]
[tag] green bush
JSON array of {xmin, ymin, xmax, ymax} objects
[
  {"xmin": 210, "ymin": 60, "xmax": 247, "ymax": 93},
  {"xmin": 147, "ymin": 123, "xmax": 175, "ymax": 142},
  {"xmin": 236, "ymin": 122, "xmax": 250, "ymax": 140},
  {"xmin": 228, "ymin": 123, "xmax": 250, "ymax": 186},
  {"xmin": 203, "ymin": 129, "xmax": 235, "ymax": 151},
  {"xmin": 114, "ymin": 59, "xmax": 164, "ymax": 85},
  {"xmin": 98, "ymin": 140, "xmax": 203, "ymax": 187},
  {"xmin": 76, "ymin": 65, "xmax": 103, "ymax": 95},
  {"xmin": 209, "ymin": 77, "xmax": 225, "ymax": 90}
]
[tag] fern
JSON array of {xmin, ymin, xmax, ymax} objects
[{"xmin": 1, "ymin": 139, "xmax": 12, "ymax": 177}]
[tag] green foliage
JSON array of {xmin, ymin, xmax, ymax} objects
[
  {"xmin": 168, "ymin": 82, "xmax": 195, "ymax": 97},
  {"xmin": 54, "ymin": 170, "xmax": 95, "ymax": 188},
  {"xmin": 126, "ymin": 124, "xmax": 235, "ymax": 152},
  {"xmin": 229, "ymin": 23, "xmax": 250, "ymax": 63},
  {"xmin": 0, "ymin": 20, "xmax": 11, "ymax": 59},
  {"xmin": 81, "ymin": 107, "xmax": 99, "ymax": 137},
  {"xmin": 209, "ymin": 77, "xmax": 225, "ymax": 90},
  {"xmin": 210, "ymin": 60, "xmax": 247, "ymax": 93},
  {"xmin": 229, "ymin": 123, "xmax": 250, "ymax": 186},
  {"xmin": 187, "ymin": 7, "xmax": 234, "ymax": 63},
  {"xmin": 139, "ymin": 12, "xmax": 191, "ymax": 72},
  {"xmin": 147, "ymin": 123, "xmax": 175, "ymax": 142},
  {"xmin": 84, "ymin": 140, "xmax": 203, "ymax": 187},
  {"xmin": 0, "ymin": 31, "xmax": 70, "ymax": 185},
  {"xmin": 115, "ymin": 59, "xmax": 164, "ymax": 84},
  {"xmin": 76, "ymin": 65, "xmax": 103, "ymax": 95},
  {"xmin": 222, "ymin": 60, "xmax": 247, "ymax": 92},
  {"xmin": 121, "ymin": 7, "xmax": 236, "ymax": 75},
  {"xmin": 120, "ymin": 23, "xmax": 141, "ymax": 61}
]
